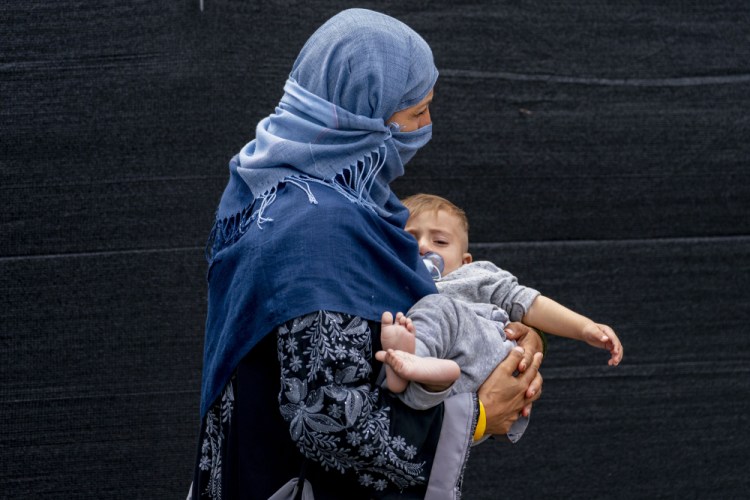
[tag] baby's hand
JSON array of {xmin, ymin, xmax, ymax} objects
[{"xmin": 582, "ymin": 323, "xmax": 623, "ymax": 366}]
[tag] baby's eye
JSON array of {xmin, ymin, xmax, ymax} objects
[{"xmin": 434, "ymin": 240, "xmax": 448, "ymax": 246}]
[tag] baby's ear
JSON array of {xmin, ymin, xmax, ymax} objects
[{"xmin": 463, "ymin": 253, "xmax": 473, "ymax": 265}]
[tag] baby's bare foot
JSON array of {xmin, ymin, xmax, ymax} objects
[
  {"xmin": 380, "ymin": 311, "xmax": 415, "ymax": 354},
  {"xmin": 378, "ymin": 349, "xmax": 460, "ymax": 392},
  {"xmin": 397, "ymin": 312, "xmax": 415, "ymax": 336},
  {"xmin": 380, "ymin": 312, "xmax": 417, "ymax": 393}
]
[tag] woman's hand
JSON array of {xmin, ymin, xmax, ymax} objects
[
  {"xmin": 504, "ymin": 322, "xmax": 545, "ymax": 374},
  {"xmin": 503, "ymin": 322, "xmax": 545, "ymax": 417},
  {"xmin": 478, "ymin": 346, "xmax": 543, "ymax": 435}
]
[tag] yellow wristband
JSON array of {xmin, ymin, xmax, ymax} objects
[{"xmin": 473, "ymin": 399, "xmax": 487, "ymax": 442}]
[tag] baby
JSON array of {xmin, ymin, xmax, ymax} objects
[{"xmin": 376, "ymin": 194, "xmax": 623, "ymax": 413}]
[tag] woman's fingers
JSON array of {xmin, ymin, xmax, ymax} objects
[
  {"xmin": 522, "ymin": 352, "xmax": 543, "ymax": 400},
  {"xmin": 501, "ymin": 346, "xmax": 526, "ymax": 374}
]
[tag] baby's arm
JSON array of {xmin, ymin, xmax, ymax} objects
[{"xmin": 522, "ymin": 296, "xmax": 623, "ymax": 366}]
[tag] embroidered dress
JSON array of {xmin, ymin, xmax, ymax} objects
[
  {"xmin": 193, "ymin": 312, "xmax": 445, "ymax": 499},
  {"xmin": 276, "ymin": 312, "xmax": 429, "ymax": 489}
]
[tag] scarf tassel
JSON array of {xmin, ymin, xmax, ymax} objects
[{"xmin": 205, "ymin": 146, "xmax": 387, "ymax": 262}]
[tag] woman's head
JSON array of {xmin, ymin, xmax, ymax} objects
[
  {"xmin": 236, "ymin": 9, "xmax": 437, "ymax": 215},
  {"xmin": 290, "ymin": 9, "xmax": 438, "ymax": 121}
]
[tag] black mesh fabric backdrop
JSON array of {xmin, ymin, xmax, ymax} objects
[{"xmin": 2, "ymin": 1, "xmax": 749, "ymax": 498}]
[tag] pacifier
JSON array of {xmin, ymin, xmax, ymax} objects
[{"xmin": 421, "ymin": 252, "xmax": 445, "ymax": 281}]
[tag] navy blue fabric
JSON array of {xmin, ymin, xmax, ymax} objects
[{"xmin": 200, "ymin": 181, "xmax": 438, "ymax": 415}]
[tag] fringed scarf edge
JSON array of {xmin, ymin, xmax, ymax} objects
[{"xmin": 205, "ymin": 146, "xmax": 388, "ymax": 262}]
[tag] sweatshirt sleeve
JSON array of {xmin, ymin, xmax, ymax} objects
[{"xmin": 436, "ymin": 261, "xmax": 540, "ymax": 322}]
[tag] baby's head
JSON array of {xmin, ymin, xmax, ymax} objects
[{"xmin": 402, "ymin": 194, "xmax": 473, "ymax": 275}]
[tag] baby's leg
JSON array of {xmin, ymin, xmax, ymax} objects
[
  {"xmin": 380, "ymin": 312, "xmax": 416, "ymax": 393},
  {"xmin": 376, "ymin": 349, "xmax": 460, "ymax": 392}
]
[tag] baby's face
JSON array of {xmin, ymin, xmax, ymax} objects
[{"xmin": 405, "ymin": 210, "xmax": 472, "ymax": 275}]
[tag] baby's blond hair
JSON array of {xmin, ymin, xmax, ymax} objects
[{"xmin": 401, "ymin": 193, "xmax": 470, "ymax": 248}]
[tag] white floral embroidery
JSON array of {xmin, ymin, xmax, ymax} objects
[
  {"xmin": 277, "ymin": 311, "xmax": 427, "ymax": 491},
  {"xmin": 198, "ymin": 380, "xmax": 234, "ymax": 499}
]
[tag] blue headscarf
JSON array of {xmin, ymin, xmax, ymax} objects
[
  {"xmin": 235, "ymin": 8, "xmax": 438, "ymax": 216},
  {"xmin": 200, "ymin": 9, "xmax": 439, "ymax": 416}
]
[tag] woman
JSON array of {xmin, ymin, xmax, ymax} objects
[{"xmin": 192, "ymin": 9, "xmax": 543, "ymax": 499}]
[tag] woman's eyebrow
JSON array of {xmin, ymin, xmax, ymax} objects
[{"xmin": 416, "ymin": 95, "xmax": 433, "ymax": 110}]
